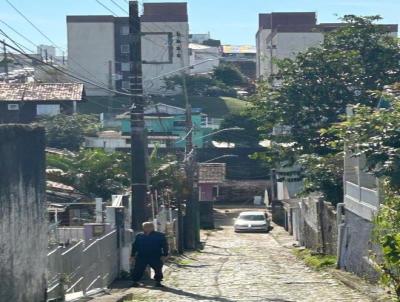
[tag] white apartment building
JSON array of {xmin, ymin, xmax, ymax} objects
[
  {"xmin": 256, "ymin": 13, "xmax": 324, "ymax": 80},
  {"xmin": 67, "ymin": 3, "xmax": 190, "ymax": 97},
  {"xmin": 37, "ymin": 44, "xmax": 56, "ymax": 60},
  {"xmin": 256, "ymin": 12, "xmax": 398, "ymax": 80},
  {"xmin": 141, "ymin": 3, "xmax": 189, "ymax": 95}
]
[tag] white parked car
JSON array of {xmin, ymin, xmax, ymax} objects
[{"xmin": 234, "ymin": 211, "xmax": 270, "ymax": 233}]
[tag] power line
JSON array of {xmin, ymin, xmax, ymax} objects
[
  {"xmin": 5, "ymin": 0, "xmax": 58, "ymax": 46},
  {"xmin": 95, "ymin": 0, "xmax": 118, "ymax": 16},
  {"xmin": 4, "ymin": 1, "xmax": 114, "ymax": 88},
  {"xmin": 0, "ymin": 19, "xmax": 37, "ymax": 50},
  {"xmin": 1, "ymin": 40, "xmax": 138, "ymax": 97},
  {"xmin": 109, "ymin": 0, "xmax": 129, "ymax": 14}
]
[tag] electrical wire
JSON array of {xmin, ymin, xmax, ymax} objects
[
  {"xmin": 95, "ymin": 0, "xmax": 118, "ymax": 16},
  {"xmin": 5, "ymin": 0, "xmax": 116, "ymax": 88},
  {"xmin": 0, "ymin": 19, "xmax": 37, "ymax": 50},
  {"xmin": 1, "ymin": 40, "xmax": 139, "ymax": 97},
  {"xmin": 109, "ymin": 0, "xmax": 129, "ymax": 14}
]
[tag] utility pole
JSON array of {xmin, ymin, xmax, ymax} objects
[
  {"xmin": 2, "ymin": 40, "xmax": 9, "ymax": 82},
  {"xmin": 129, "ymin": 0, "xmax": 149, "ymax": 231},
  {"xmin": 177, "ymin": 32, "xmax": 199, "ymax": 249}
]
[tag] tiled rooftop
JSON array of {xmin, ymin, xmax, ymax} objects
[{"xmin": 0, "ymin": 83, "xmax": 85, "ymax": 102}]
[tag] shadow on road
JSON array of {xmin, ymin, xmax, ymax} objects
[{"xmin": 153, "ymin": 286, "xmax": 237, "ymax": 302}]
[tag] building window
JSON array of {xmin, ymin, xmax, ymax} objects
[
  {"xmin": 121, "ymin": 62, "xmax": 131, "ymax": 72},
  {"xmin": 121, "ymin": 81, "xmax": 130, "ymax": 90},
  {"xmin": 7, "ymin": 104, "xmax": 19, "ymax": 110},
  {"xmin": 120, "ymin": 25, "xmax": 129, "ymax": 35},
  {"xmin": 121, "ymin": 44, "xmax": 130, "ymax": 54}
]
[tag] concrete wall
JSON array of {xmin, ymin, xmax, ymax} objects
[
  {"xmin": 256, "ymin": 30, "xmax": 323, "ymax": 79},
  {"xmin": 189, "ymin": 46, "xmax": 220, "ymax": 74},
  {"xmin": 275, "ymin": 32, "xmax": 323, "ymax": 60},
  {"xmin": 284, "ymin": 195, "xmax": 337, "ymax": 255},
  {"xmin": 338, "ymin": 209, "xmax": 380, "ymax": 281},
  {"xmin": 67, "ymin": 21, "xmax": 115, "ymax": 96},
  {"xmin": 0, "ymin": 125, "xmax": 47, "ymax": 302},
  {"xmin": 256, "ymin": 29, "xmax": 271, "ymax": 79},
  {"xmin": 142, "ymin": 21, "xmax": 189, "ymax": 95}
]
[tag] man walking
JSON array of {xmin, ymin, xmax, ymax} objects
[{"xmin": 131, "ymin": 222, "xmax": 169, "ymax": 287}]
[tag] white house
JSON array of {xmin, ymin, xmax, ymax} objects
[{"xmin": 189, "ymin": 43, "xmax": 220, "ymax": 75}]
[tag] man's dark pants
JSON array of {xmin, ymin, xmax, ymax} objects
[{"xmin": 132, "ymin": 256, "xmax": 163, "ymax": 282}]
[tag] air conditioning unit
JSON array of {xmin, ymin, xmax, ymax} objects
[{"xmin": 7, "ymin": 104, "xmax": 19, "ymax": 111}]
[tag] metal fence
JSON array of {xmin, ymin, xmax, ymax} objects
[{"xmin": 47, "ymin": 230, "xmax": 119, "ymax": 301}]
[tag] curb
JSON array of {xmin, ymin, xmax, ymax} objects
[{"xmin": 329, "ymin": 269, "xmax": 392, "ymax": 302}]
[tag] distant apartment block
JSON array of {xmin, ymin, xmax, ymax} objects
[
  {"xmin": 37, "ymin": 44, "xmax": 56, "ymax": 61},
  {"xmin": 256, "ymin": 12, "xmax": 398, "ymax": 80},
  {"xmin": 67, "ymin": 2, "xmax": 189, "ymax": 97}
]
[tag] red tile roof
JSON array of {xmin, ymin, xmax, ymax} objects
[{"xmin": 0, "ymin": 83, "xmax": 85, "ymax": 102}]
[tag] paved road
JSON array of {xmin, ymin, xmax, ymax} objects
[{"xmin": 125, "ymin": 207, "xmax": 371, "ymax": 302}]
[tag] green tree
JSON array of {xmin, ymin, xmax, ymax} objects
[
  {"xmin": 37, "ymin": 114, "xmax": 100, "ymax": 151},
  {"xmin": 47, "ymin": 149, "xmax": 131, "ymax": 199},
  {"xmin": 213, "ymin": 63, "xmax": 246, "ymax": 86},
  {"xmin": 164, "ymin": 74, "xmax": 216, "ymax": 96},
  {"xmin": 318, "ymin": 87, "xmax": 400, "ymax": 297},
  {"xmin": 163, "ymin": 73, "xmax": 236, "ymax": 97},
  {"xmin": 214, "ymin": 111, "xmax": 261, "ymax": 148},
  {"xmin": 250, "ymin": 15, "xmax": 400, "ymax": 202}
]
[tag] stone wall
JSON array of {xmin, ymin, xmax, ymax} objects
[
  {"xmin": 321, "ymin": 202, "xmax": 338, "ymax": 256},
  {"xmin": 300, "ymin": 196, "xmax": 322, "ymax": 252},
  {"xmin": 0, "ymin": 125, "xmax": 47, "ymax": 302},
  {"xmin": 287, "ymin": 195, "xmax": 338, "ymax": 256}
]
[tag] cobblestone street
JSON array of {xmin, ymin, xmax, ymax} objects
[{"xmin": 121, "ymin": 207, "xmax": 371, "ymax": 302}]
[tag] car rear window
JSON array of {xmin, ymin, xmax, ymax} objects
[{"xmin": 239, "ymin": 214, "xmax": 265, "ymax": 221}]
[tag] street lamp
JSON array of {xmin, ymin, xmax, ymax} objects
[
  {"xmin": 202, "ymin": 154, "xmax": 238, "ymax": 163},
  {"xmin": 176, "ymin": 126, "xmax": 244, "ymax": 144},
  {"xmin": 144, "ymin": 58, "xmax": 220, "ymax": 83}
]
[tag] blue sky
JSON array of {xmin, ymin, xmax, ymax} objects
[{"xmin": 0, "ymin": 0, "xmax": 399, "ymax": 55}]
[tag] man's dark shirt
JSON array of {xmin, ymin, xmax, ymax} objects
[{"xmin": 131, "ymin": 231, "xmax": 169, "ymax": 258}]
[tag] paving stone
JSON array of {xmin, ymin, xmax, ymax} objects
[{"xmin": 122, "ymin": 212, "xmax": 371, "ymax": 302}]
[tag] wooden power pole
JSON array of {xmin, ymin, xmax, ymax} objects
[{"xmin": 129, "ymin": 0, "xmax": 149, "ymax": 231}]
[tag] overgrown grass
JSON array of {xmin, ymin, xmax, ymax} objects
[{"xmin": 293, "ymin": 248, "xmax": 337, "ymax": 270}]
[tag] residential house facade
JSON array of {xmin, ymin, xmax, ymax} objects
[
  {"xmin": 198, "ymin": 163, "xmax": 226, "ymax": 228},
  {"xmin": 67, "ymin": 2, "xmax": 189, "ymax": 96},
  {"xmin": 119, "ymin": 103, "xmax": 212, "ymax": 149},
  {"xmin": 189, "ymin": 43, "xmax": 220, "ymax": 75},
  {"xmin": 0, "ymin": 83, "xmax": 85, "ymax": 123},
  {"xmin": 84, "ymin": 103, "xmax": 213, "ymax": 151}
]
